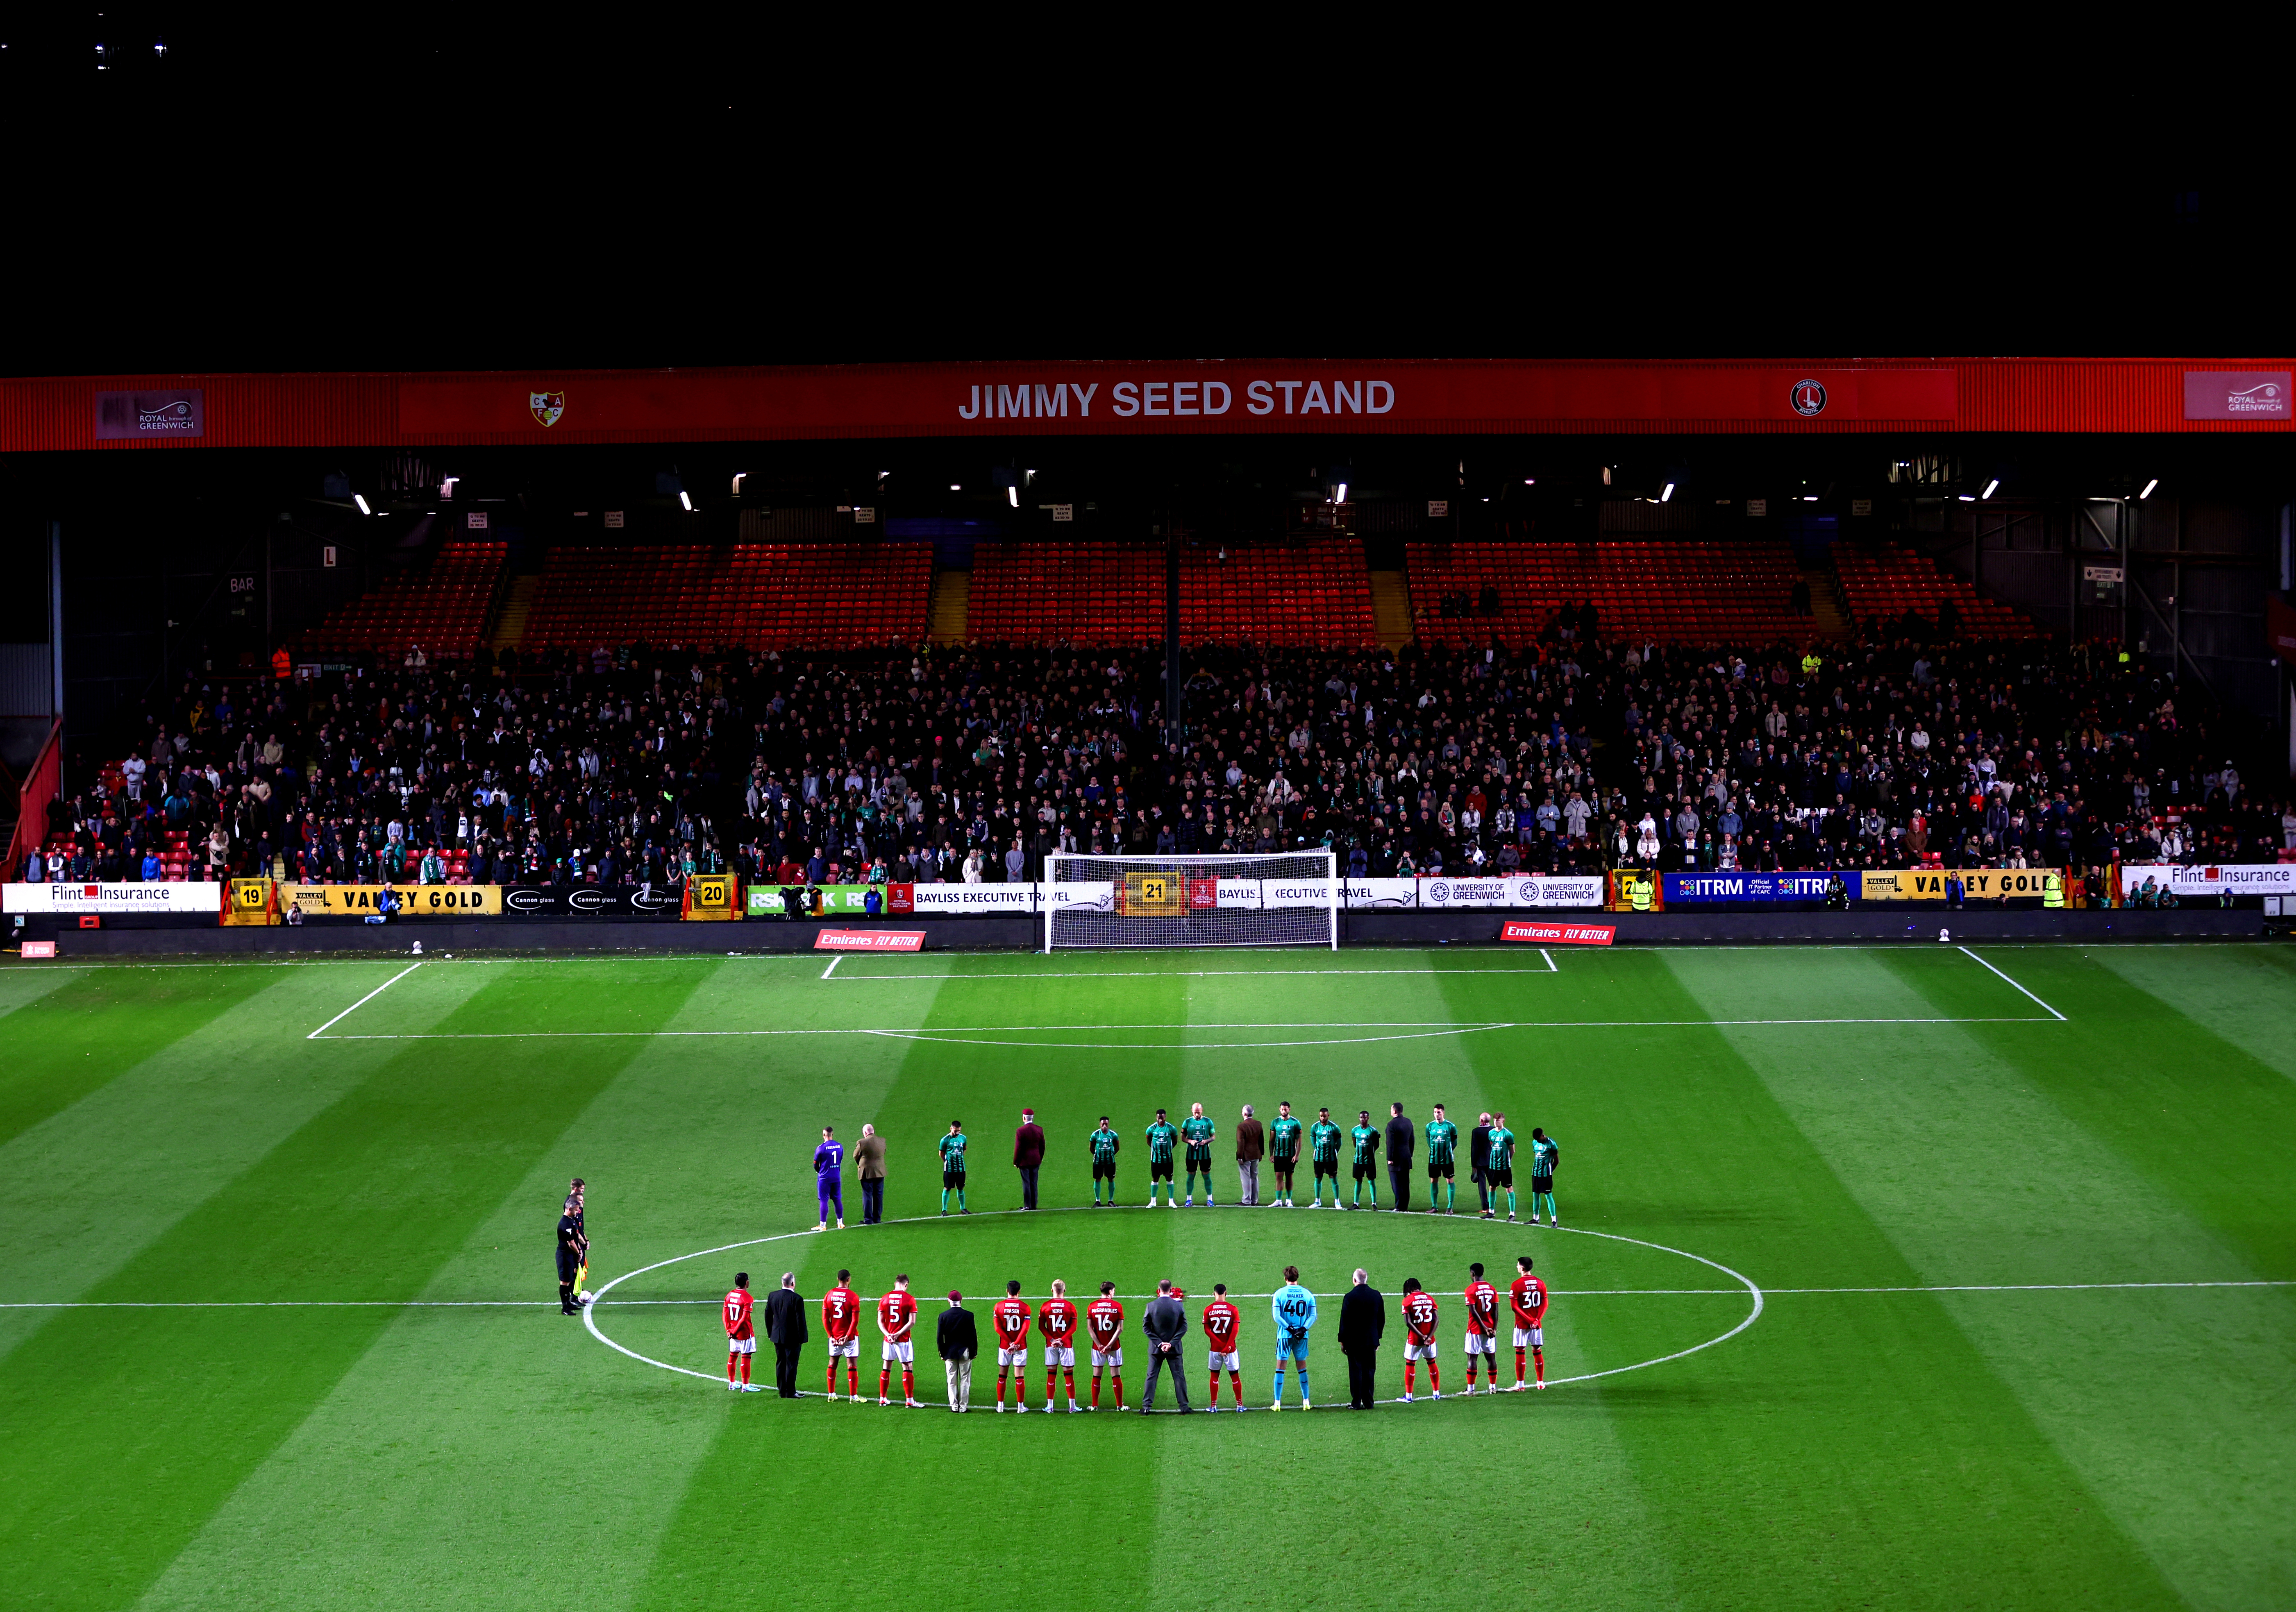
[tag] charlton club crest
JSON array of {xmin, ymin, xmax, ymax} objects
[
  {"xmin": 529, "ymin": 391, "xmax": 566, "ymax": 428},
  {"xmin": 1790, "ymin": 379, "xmax": 1827, "ymax": 417}
]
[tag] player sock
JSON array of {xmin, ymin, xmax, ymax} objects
[
  {"xmin": 1297, "ymin": 1369, "xmax": 1310, "ymax": 1401},
  {"xmin": 728, "ymin": 1358, "xmax": 738, "ymax": 1385},
  {"xmin": 827, "ymin": 1365, "xmax": 837, "ymax": 1396},
  {"xmin": 1273, "ymin": 1370, "xmax": 1284, "ymax": 1402},
  {"xmin": 1515, "ymin": 1348, "xmax": 1527, "ymax": 1384},
  {"xmin": 902, "ymin": 1368, "xmax": 914, "ymax": 1399},
  {"xmin": 995, "ymin": 1373, "xmax": 1005, "ymax": 1406},
  {"xmin": 1532, "ymin": 1346, "xmax": 1544, "ymax": 1384},
  {"xmin": 1064, "ymin": 1369, "xmax": 1076, "ymax": 1405},
  {"xmin": 1229, "ymin": 1372, "xmax": 1243, "ymax": 1404},
  {"xmin": 1428, "ymin": 1363, "xmax": 1441, "ymax": 1392},
  {"xmin": 1208, "ymin": 1373, "xmax": 1220, "ymax": 1405},
  {"xmin": 740, "ymin": 1354, "xmax": 751, "ymax": 1385},
  {"xmin": 1403, "ymin": 1361, "xmax": 1415, "ymax": 1394},
  {"xmin": 847, "ymin": 1365, "xmax": 859, "ymax": 1396},
  {"xmin": 939, "ymin": 1188, "xmax": 949, "ymax": 1213},
  {"xmin": 956, "ymin": 1188, "xmax": 966, "ymax": 1211},
  {"xmin": 1047, "ymin": 1371, "xmax": 1058, "ymax": 1404},
  {"xmin": 1090, "ymin": 1375, "xmax": 1101, "ymax": 1408},
  {"xmin": 879, "ymin": 1368, "xmax": 891, "ymax": 1399}
]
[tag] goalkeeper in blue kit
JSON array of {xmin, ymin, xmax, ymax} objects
[{"xmin": 1270, "ymin": 1265, "xmax": 1317, "ymax": 1409}]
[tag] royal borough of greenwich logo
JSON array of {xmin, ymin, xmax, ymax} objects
[
  {"xmin": 529, "ymin": 391, "xmax": 566, "ymax": 428},
  {"xmin": 1790, "ymin": 378, "xmax": 1827, "ymax": 417}
]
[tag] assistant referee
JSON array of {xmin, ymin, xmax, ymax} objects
[{"xmin": 556, "ymin": 1203, "xmax": 584, "ymax": 1315}]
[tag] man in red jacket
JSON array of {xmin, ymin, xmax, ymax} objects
[{"xmin": 1013, "ymin": 1107, "xmax": 1047, "ymax": 1209}]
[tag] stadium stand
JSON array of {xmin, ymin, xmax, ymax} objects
[
  {"xmin": 520, "ymin": 542, "xmax": 932, "ymax": 652},
  {"xmin": 294, "ymin": 540, "xmax": 507, "ymax": 661},
  {"xmin": 34, "ymin": 610, "xmax": 2282, "ymax": 909},
  {"xmin": 966, "ymin": 542, "xmax": 1165, "ymax": 646},
  {"xmin": 1832, "ymin": 542, "xmax": 2040, "ymax": 637},
  {"xmin": 1178, "ymin": 539, "xmax": 1377, "ymax": 648},
  {"xmin": 1408, "ymin": 539, "xmax": 1809, "ymax": 646}
]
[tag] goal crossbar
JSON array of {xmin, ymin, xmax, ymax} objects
[{"xmin": 1042, "ymin": 852, "xmax": 1340, "ymax": 952}]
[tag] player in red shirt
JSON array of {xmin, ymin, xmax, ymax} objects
[
  {"xmin": 1201, "ymin": 1283, "xmax": 1245, "ymax": 1409},
  {"xmin": 1510, "ymin": 1254, "xmax": 1549, "ymax": 1389},
  {"xmin": 1084, "ymin": 1281, "xmax": 1125, "ymax": 1410},
  {"xmin": 877, "ymin": 1273, "xmax": 921, "ymax": 1406},
  {"xmin": 1463, "ymin": 1261, "xmax": 1501, "ymax": 1393},
  {"xmin": 991, "ymin": 1281, "xmax": 1034, "ymax": 1411},
  {"xmin": 821, "ymin": 1268, "xmax": 863, "ymax": 1401},
  {"xmin": 723, "ymin": 1272, "xmax": 760, "ymax": 1393},
  {"xmin": 1039, "ymin": 1278, "xmax": 1082, "ymax": 1412},
  {"xmin": 1399, "ymin": 1277, "xmax": 1441, "ymax": 1401}
]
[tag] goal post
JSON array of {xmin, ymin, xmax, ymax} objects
[{"xmin": 1042, "ymin": 851, "xmax": 1340, "ymax": 952}]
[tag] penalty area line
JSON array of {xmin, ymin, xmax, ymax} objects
[
  {"xmin": 1958, "ymin": 945, "xmax": 2068, "ymax": 1020},
  {"xmin": 305, "ymin": 961, "xmax": 422, "ymax": 1040}
]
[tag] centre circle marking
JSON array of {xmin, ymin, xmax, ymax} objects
[{"xmin": 584, "ymin": 1205, "xmax": 1764, "ymax": 1407}]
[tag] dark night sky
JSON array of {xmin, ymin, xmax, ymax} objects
[{"xmin": 6, "ymin": 16, "xmax": 2287, "ymax": 376}]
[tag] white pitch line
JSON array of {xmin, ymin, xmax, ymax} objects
[
  {"xmin": 827, "ymin": 966, "xmax": 1567, "ymax": 981},
  {"xmin": 1541, "ymin": 948, "xmax": 1557, "ymax": 973},
  {"xmin": 304, "ymin": 961, "xmax": 423, "ymax": 1040},
  {"xmin": 820, "ymin": 955, "xmax": 841, "ymax": 980},
  {"xmin": 1957, "ymin": 945, "xmax": 2068, "ymax": 1020},
  {"xmin": 309, "ymin": 1013, "xmax": 2057, "ymax": 1044},
  {"xmin": 11, "ymin": 1279, "xmax": 2287, "ymax": 1312}
]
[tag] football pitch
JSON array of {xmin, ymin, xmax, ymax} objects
[{"xmin": 2, "ymin": 941, "xmax": 2292, "ymax": 1612}]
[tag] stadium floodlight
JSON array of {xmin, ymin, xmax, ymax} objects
[
  {"xmin": 352, "ymin": 494, "xmax": 372, "ymax": 515},
  {"xmin": 1524, "ymin": 478, "xmax": 1535, "ymax": 485},
  {"xmin": 1981, "ymin": 478, "xmax": 2000, "ymax": 499},
  {"xmin": 950, "ymin": 483, "xmax": 961, "ymax": 491},
  {"xmin": 678, "ymin": 490, "xmax": 693, "ymax": 511},
  {"xmin": 731, "ymin": 473, "xmax": 747, "ymax": 496},
  {"xmin": 440, "ymin": 476, "xmax": 459, "ymax": 499},
  {"xmin": 1958, "ymin": 494, "xmax": 1977, "ymax": 502},
  {"xmin": 2140, "ymin": 478, "xmax": 2159, "ymax": 499},
  {"xmin": 1008, "ymin": 486, "xmax": 1019, "ymax": 508},
  {"xmin": 1660, "ymin": 482, "xmax": 1676, "ymax": 503},
  {"xmin": 1334, "ymin": 481, "xmax": 1348, "ymax": 504},
  {"xmin": 1044, "ymin": 851, "xmax": 1339, "ymax": 952}
]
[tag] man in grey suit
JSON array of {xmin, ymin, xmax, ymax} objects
[
  {"xmin": 1338, "ymin": 1266, "xmax": 1386, "ymax": 1408},
  {"xmin": 1140, "ymin": 1279, "xmax": 1193, "ymax": 1412}
]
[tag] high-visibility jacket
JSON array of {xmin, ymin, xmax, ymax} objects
[
  {"xmin": 1628, "ymin": 875, "xmax": 1652, "ymax": 912},
  {"xmin": 2042, "ymin": 872, "xmax": 2064, "ymax": 909}
]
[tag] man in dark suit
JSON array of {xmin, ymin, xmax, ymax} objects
[
  {"xmin": 1471, "ymin": 1112, "xmax": 1495, "ymax": 1217},
  {"xmin": 1338, "ymin": 1267, "xmax": 1385, "ymax": 1408},
  {"xmin": 1140, "ymin": 1279, "xmax": 1192, "ymax": 1412},
  {"xmin": 1013, "ymin": 1107, "xmax": 1047, "ymax": 1209},
  {"xmin": 1384, "ymin": 1102, "xmax": 1415, "ymax": 1212},
  {"xmin": 764, "ymin": 1271, "xmax": 809, "ymax": 1398},
  {"xmin": 936, "ymin": 1289, "xmax": 979, "ymax": 1411}
]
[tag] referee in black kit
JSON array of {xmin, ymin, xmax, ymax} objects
[{"xmin": 555, "ymin": 1177, "xmax": 588, "ymax": 1315}]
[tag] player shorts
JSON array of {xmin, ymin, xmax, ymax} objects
[
  {"xmin": 1093, "ymin": 1160, "xmax": 1116, "ymax": 1180},
  {"xmin": 1207, "ymin": 1350, "xmax": 1239, "ymax": 1373},
  {"xmin": 1353, "ymin": 1162, "xmax": 1376, "ymax": 1181},
  {"xmin": 942, "ymin": 1169, "xmax": 965, "ymax": 1190},
  {"xmin": 881, "ymin": 1340, "xmax": 914, "ymax": 1363},
  {"xmin": 1531, "ymin": 1177, "xmax": 1553, "ymax": 1195},
  {"xmin": 1151, "ymin": 1161, "xmax": 1174, "ymax": 1181},
  {"xmin": 1313, "ymin": 1160, "xmax": 1338, "ymax": 1179},
  {"xmin": 556, "ymin": 1249, "xmax": 579, "ymax": 1280},
  {"xmin": 1465, "ymin": 1331, "xmax": 1496, "ymax": 1355},
  {"xmin": 1514, "ymin": 1325, "xmax": 1544, "ymax": 1348},
  {"xmin": 828, "ymin": 1336, "xmax": 859, "ymax": 1358},
  {"xmin": 1185, "ymin": 1150, "xmax": 1211, "ymax": 1172},
  {"xmin": 997, "ymin": 1345, "xmax": 1029, "ymax": 1368},
  {"xmin": 1428, "ymin": 1161, "xmax": 1454, "ymax": 1179},
  {"xmin": 1404, "ymin": 1340, "xmax": 1438, "ymax": 1361},
  {"xmin": 1276, "ymin": 1333, "xmax": 1310, "ymax": 1363},
  {"xmin": 1272, "ymin": 1155, "xmax": 1297, "ymax": 1174},
  {"xmin": 1044, "ymin": 1344, "xmax": 1076, "ymax": 1368},
  {"xmin": 1091, "ymin": 1347, "xmax": 1123, "ymax": 1369},
  {"xmin": 1488, "ymin": 1167, "xmax": 1514, "ymax": 1189},
  {"xmin": 727, "ymin": 1336, "xmax": 756, "ymax": 1355}
]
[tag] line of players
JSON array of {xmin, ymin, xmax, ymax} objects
[{"xmin": 723, "ymin": 1257, "xmax": 1551, "ymax": 1408}]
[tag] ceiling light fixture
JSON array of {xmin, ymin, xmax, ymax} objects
[
  {"xmin": 678, "ymin": 490, "xmax": 693, "ymax": 511},
  {"xmin": 352, "ymin": 494, "xmax": 372, "ymax": 515},
  {"xmin": 2140, "ymin": 478, "xmax": 2159, "ymax": 499},
  {"xmin": 1981, "ymin": 478, "xmax": 2000, "ymax": 499}
]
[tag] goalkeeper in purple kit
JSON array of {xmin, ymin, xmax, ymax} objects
[{"xmin": 814, "ymin": 1127, "xmax": 846, "ymax": 1231}]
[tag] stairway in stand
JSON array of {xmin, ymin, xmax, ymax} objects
[
  {"xmin": 1369, "ymin": 569, "xmax": 1414, "ymax": 649},
  {"xmin": 927, "ymin": 568, "xmax": 970, "ymax": 644},
  {"xmin": 487, "ymin": 574, "xmax": 540, "ymax": 653},
  {"xmin": 1801, "ymin": 566, "xmax": 1851, "ymax": 639}
]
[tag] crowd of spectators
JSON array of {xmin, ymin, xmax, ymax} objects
[{"xmin": 22, "ymin": 623, "xmax": 2294, "ymax": 901}]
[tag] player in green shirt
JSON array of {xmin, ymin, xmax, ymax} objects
[
  {"xmin": 1306, "ymin": 1108, "xmax": 1343, "ymax": 1207},
  {"xmin": 1484, "ymin": 1113, "xmax": 1518, "ymax": 1222},
  {"xmin": 1088, "ymin": 1115, "xmax": 1121, "ymax": 1206},
  {"xmin": 1268, "ymin": 1101, "xmax": 1304, "ymax": 1208},
  {"xmin": 938, "ymin": 1120, "xmax": 970, "ymax": 1215},
  {"xmin": 1425, "ymin": 1102, "xmax": 1461, "ymax": 1214},
  {"xmin": 1145, "ymin": 1109, "xmax": 1180, "ymax": 1207},
  {"xmin": 1181, "ymin": 1102, "xmax": 1217, "ymax": 1207},
  {"xmin": 1529, "ymin": 1127, "xmax": 1560, "ymax": 1225},
  {"xmin": 1348, "ymin": 1109, "xmax": 1382, "ymax": 1209}
]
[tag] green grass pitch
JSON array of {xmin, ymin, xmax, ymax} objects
[{"xmin": 2, "ymin": 941, "xmax": 2292, "ymax": 1611}]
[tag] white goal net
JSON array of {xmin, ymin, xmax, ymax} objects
[{"xmin": 1043, "ymin": 852, "xmax": 1339, "ymax": 951}]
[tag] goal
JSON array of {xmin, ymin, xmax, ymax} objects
[{"xmin": 1042, "ymin": 852, "xmax": 1339, "ymax": 951}]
